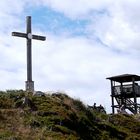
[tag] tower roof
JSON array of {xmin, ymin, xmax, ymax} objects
[{"xmin": 106, "ymin": 74, "xmax": 140, "ymax": 82}]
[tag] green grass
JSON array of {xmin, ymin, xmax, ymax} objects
[{"xmin": 0, "ymin": 90, "xmax": 140, "ymax": 140}]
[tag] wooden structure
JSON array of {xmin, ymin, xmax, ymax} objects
[
  {"xmin": 107, "ymin": 74, "xmax": 140, "ymax": 114},
  {"xmin": 12, "ymin": 16, "xmax": 46, "ymax": 92}
]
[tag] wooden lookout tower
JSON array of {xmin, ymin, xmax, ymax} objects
[{"xmin": 107, "ymin": 74, "xmax": 140, "ymax": 114}]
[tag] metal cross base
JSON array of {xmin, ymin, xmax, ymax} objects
[{"xmin": 25, "ymin": 81, "xmax": 34, "ymax": 92}]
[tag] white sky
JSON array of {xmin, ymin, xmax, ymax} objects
[{"xmin": 0, "ymin": 0, "xmax": 140, "ymax": 113}]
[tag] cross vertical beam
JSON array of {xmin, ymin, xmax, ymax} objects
[
  {"xmin": 27, "ymin": 16, "xmax": 32, "ymax": 82},
  {"xmin": 26, "ymin": 16, "xmax": 34, "ymax": 92},
  {"xmin": 12, "ymin": 16, "xmax": 46, "ymax": 92}
]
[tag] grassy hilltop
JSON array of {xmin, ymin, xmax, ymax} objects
[{"xmin": 0, "ymin": 90, "xmax": 140, "ymax": 140}]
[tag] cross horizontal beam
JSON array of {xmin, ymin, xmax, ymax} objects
[
  {"xmin": 12, "ymin": 32, "xmax": 27, "ymax": 38},
  {"xmin": 12, "ymin": 32, "xmax": 46, "ymax": 41},
  {"xmin": 32, "ymin": 35, "xmax": 46, "ymax": 41}
]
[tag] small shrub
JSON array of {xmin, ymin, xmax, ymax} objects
[
  {"xmin": 0, "ymin": 131, "xmax": 13, "ymax": 139},
  {"xmin": 53, "ymin": 125, "xmax": 75, "ymax": 134},
  {"xmin": 0, "ymin": 97, "xmax": 14, "ymax": 109}
]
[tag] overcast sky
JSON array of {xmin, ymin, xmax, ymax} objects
[{"xmin": 0, "ymin": 0, "xmax": 140, "ymax": 113}]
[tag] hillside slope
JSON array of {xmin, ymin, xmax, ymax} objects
[{"xmin": 0, "ymin": 90, "xmax": 140, "ymax": 140}]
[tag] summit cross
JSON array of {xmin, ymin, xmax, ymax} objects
[{"xmin": 12, "ymin": 16, "xmax": 46, "ymax": 92}]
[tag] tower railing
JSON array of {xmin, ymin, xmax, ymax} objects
[{"xmin": 113, "ymin": 84, "xmax": 140, "ymax": 96}]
